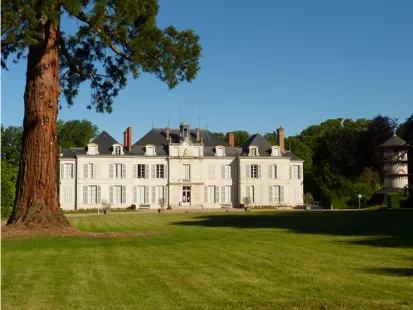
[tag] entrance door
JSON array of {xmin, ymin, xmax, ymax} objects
[{"xmin": 182, "ymin": 186, "xmax": 191, "ymax": 205}]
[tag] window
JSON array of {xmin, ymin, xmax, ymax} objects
[
  {"xmin": 251, "ymin": 164, "xmax": 258, "ymax": 179},
  {"xmin": 113, "ymin": 185, "xmax": 122, "ymax": 204},
  {"xmin": 207, "ymin": 186, "xmax": 216, "ymax": 203},
  {"xmin": 146, "ymin": 146, "xmax": 155, "ymax": 156},
  {"xmin": 183, "ymin": 164, "xmax": 190, "ymax": 179},
  {"xmin": 137, "ymin": 164, "xmax": 145, "ymax": 178},
  {"xmin": 216, "ymin": 148, "xmax": 224, "ymax": 156},
  {"xmin": 88, "ymin": 163, "xmax": 93, "ymax": 179},
  {"xmin": 251, "ymin": 148, "xmax": 257, "ymax": 156},
  {"xmin": 222, "ymin": 185, "xmax": 232, "ymax": 203},
  {"xmin": 64, "ymin": 163, "xmax": 73, "ymax": 179},
  {"xmin": 272, "ymin": 185, "xmax": 280, "ymax": 203},
  {"xmin": 193, "ymin": 147, "xmax": 200, "ymax": 157},
  {"xmin": 115, "ymin": 164, "xmax": 122, "ymax": 179},
  {"xmin": 154, "ymin": 186, "xmax": 164, "ymax": 203},
  {"xmin": 63, "ymin": 185, "xmax": 73, "ymax": 205},
  {"xmin": 247, "ymin": 185, "xmax": 255, "ymax": 202},
  {"xmin": 292, "ymin": 165, "xmax": 300, "ymax": 179},
  {"xmin": 156, "ymin": 164, "xmax": 165, "ymax": 178},
  {"xmin": 208, "ymin": 165, "xmax": 216, "ymax": 180},
  {"xmin": 269, "ymin": 164, "xmax": 277, "ymax": 179},
  {"xmin": 88, "ymin": 185, "xmax": 97, "ymax": 204},
  {"xmin": 83, "ymin": 185, "xmax": 101, "ymax": 204},
  {"xmin": 115, "ymin": 146, "xmax": 121, "ymax": 155},
  {"xmin": 272, "ymin": 147, "xmax": 280, "ymax": 156},
  {"xmin": 225, "ymin": 165, "xmax": 231, "ymax": 179},
  {"xmin": 136, "ymin": 186, "xmax": 145, "ymax": 204}
]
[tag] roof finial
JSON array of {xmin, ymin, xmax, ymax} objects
[{"xmin": 152, "ymin": 121, "xmax": 154, "ymax": 129}]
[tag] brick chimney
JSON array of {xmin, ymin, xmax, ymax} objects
[
  {"xmin": 165, "ymin": 127, "xmax": 170, "ymax": 141},
  {"xmin": 127, "ymin": 127, "xmax": 132, "ymax": 152},
  {"xmin": 196, "ymin": 128, "xmax": 200, "ymax": 141},
  {"xmin": 227, "ymin": 132, "xmax": 235, "ymax": 147},
  {"xmin": 277, "ymin": 126, "xmax": 285, "ymax": 153}
]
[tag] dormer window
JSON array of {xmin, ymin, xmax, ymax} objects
[
  {"xmin": 86, "ymin": 143, "xmax": 99, "ymax": 155},
  {"xmin": 145, "ymin": 145, "xmax": 156, "ymax": 156},
  {"xmin": 249, "ymin": 146, "xmax": 259, "ymax": 156},
  {"xmin": 112, "ymin": 144, "xmax": 124, "ymax": 155},
  {"xmin": 215, "ymin": 146, "xmax": 225, "ymax": 157},
  {"xmin": 271, "ymin": 146, "xmax": 280, "ymax": 156}
]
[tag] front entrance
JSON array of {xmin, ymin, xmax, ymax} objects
[{"xmin": 182, "ymin": 186, "xmax": 191, "ymax": 205}]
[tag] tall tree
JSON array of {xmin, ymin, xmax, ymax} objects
[
  {"xmin": 1, "ymin": 161, "xmax": 18, "ymax": 219},
  {"xmin": 263, "ymin": 131, "xmax": 277, "ymax": 146},
  {"xmin": 2, "ymin": 1, "xmax": 201, "ymax": 226},
  {"xmin": 212, "ymin": 132, "xmax": 226, "ymax": 141},
  {"xmin": 1, "ymin": 125, "xmax": 23, "ymax": 167},
  {"xmin": 233, "ymin": 130, "xmax": 250, "ymax": 147},
  {"xmin": 57, "ymin": 119, "xmax": 99, "ymax": 149}
]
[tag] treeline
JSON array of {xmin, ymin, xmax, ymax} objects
[
  {"xmin": 1, "ymin": 119, "xmax": 99, "ymax": 218},
  {"xmin": 214, "ymin": 114, "xmax": 413, "ymax": 208}
]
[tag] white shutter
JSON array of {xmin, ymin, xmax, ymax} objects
[
  {"xmin": 109, "ymin": 164, "xmax": 113, "ymax": 179},
  {"xmin": 221, "ymin": 165, "xmax": 225, "ymax": 179},
  {"xmin": 151, "ymin": 186, "xmax": 156, "ymax": 203},
  {"xmin": 122, "ymin": 186, "xmax": 126, "ymax": 204},
  {"xmin": 246, "ymin": 165, "xmax": 250, "ymax": 179},
  {"xmin": 109, "ymin": 186, "xmax": 113, "ymax": 203},
  {"xmin": 163, "ymin": 165, "xmax": 167, "ymax": 179},
  {"xmin": 134, "ymin": 186, "xmax": 137, "ymax": 203},
  {"xmin": 145, "ymin": 164, "xmax": 149, "ymax": 179},
  {"xmin": 83, "ymin": 164, "xmax": 88, "ymax": 179},
  {"xmin": 122, "ymin": 164, "xmax": 126, "ymax": 179},
  {"xmin": 258, "ymin": 165, "xmax": 261, "ymax": 179},
  {"xmin": 268, "ymin": 165, "xmax": 273, "ymax": 179},
  {"xmin": 164, "ymin": 185, "xmax": 168, "ymax": 204},
  {"xmin": 280, "ymin": 186, "xmax": 284, "ymax": 202},
  {"xmin": 215, "ymin": 186, "xmax": 219, "ymax": 203},
  {"xmin": 83, "ymin": 186, "xmax": 88, "ymax": 204},
  {"xmin": 204, "ymin": 186, "xmax": 208, "ymax": 203},
  {"xmin": 229, "ymin": 165, "xmax": 232, "ymax": 179},
  {"xmin": 269, "ymin": 186, "xmax": 273, "ymax": 203},
  {"xmin": 60, "ymin": 164, "xmax": 64, "ymax": 179},
  {"xmin": 144, "ymin": 186, "xmax": 149, "ymax": 203},
  {"xmin": 97, "ymin": 186, "xmax": 101, "ymax": 203},
  {"xmin": 246, "ymin": 186, "xmax": 250, "ymax": 198},
  {"xmin": 212, "ymin": 166, "xmax": 216, "ymax": 180},
  {"xmin": 93, "ymin": 163, "xmax": 98, "ymax": 179},
  {"xmin": 151, "ymin": 164, "xmax": 156, "ymax": 179},
  {"xmin": 275, "ymin": 165, "xmax": 278, "ymax": 179},
  {"xmin": 222, "ymin": 186, "xmax": 225, "ymax": 203},
  {"xmin": 298, "ymin": 166, "xmax": 302, "ymax": 179},
  {"xmin": 133, "ymin": 165, "xmax": 137, "ymax": 178},
  {"xmin": 290, "ymin": 166, "xmax": 293, "ymax": 179}
]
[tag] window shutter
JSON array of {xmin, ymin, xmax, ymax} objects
[
  {"xmin": 60, "ymin": 164, "xmax": 64, "ymax": 179},
  {"xmin": 280, "ymin": 186, "xmax": 284, "ymax": 202},
  {"xmin": 222, "ymin": 186, "xmax": 225, "ymax": 203},
  {"xmin": 246, "ymin": 165, "xmax": 250, "ymax": 179},
  {"xmin": 145, "ymin": 164, "xmax": 149, "ymax": 179},
  {"xmin": 290, "ymin": 166, "xmax": 293, "ymax": 179},
  {"xmin": 212, "ymin": 165, "xmax": 216, "ymax": 180},
  {"xmin": 133, "ymin": 165, "xmax": 137, "ymax": 178},
  {"xmin": 229, "ymin": 165, "xmax": 232, "ymax": 179},
  {"xmin": 83, "ymin": 186, "xmax": 88, "ymax": 204},
  {"xmin": 134, "ymin": 186, "xmax": 137, "ymax": 203},
  {"xmin": 83, "ymin": 164, "xmax": 88, "ymax": 179},
  {"xmin": 93, "ymin": 163, "xmax": 98, "ymax": 179},
  {"xmin": 151, "ymin": 164, "xmax": 156, "ymax": 179},
  {"xmin": 269, "ymin": 186, "xmax": 273, "ymax": 203},
  {"xmin": 97, "ymin": 186, "xmax": 101, "ymax": 203},
  {"xmin": 109, "ymin": 186, "xmax": 113, "ymax": 203},
  {"xmin": 144, "ymin": 186, "xmax": 149, "ymax": 203},
  {"xmin": 215, "ymin": 186, "xmax": 220, "ymax": 203},
  {"xmin": 204, "ymin": 186, "xmax": 208, "ymax": 203},
  {"xmin": 122, "ymin": 186, "xmax": 126, "ymax": 204},
  {"xmin": 246, "ymin": 186, "xmax": 250, "ymax": 198},
  {"xmin": 122, "ymin": 164, "xmax": 126, "ymax": 179},
  {"xmin": 298, "ymin": 166, "xmax": 302, "ymax": 179},
  {"xmin": 164, "ymin": 164, "xmax": 168, "ymax": 179},
  {"xmin": 164, "ymin": 185, "xmax": 168, "ymax": 204},
  {"xmin": 109, "ymin": 164, "xmax": 113, "ymax": 179},
  {"xmin": 151, "ymin": 186, "xmax": 156, "ymax": 203},
  {"xmin": 275, "ymin": 165, "xmax": 278, "ymax": 179},
  {"xmin": 268, "ymin": 165, "xmax": 273, "ymax": 179},
  {"xmin": 221, "ymin": 165, "xmax": 225, "ymax": 179},
  {"xmin": 258, "ymin": 165, "xmax": 261, "ymax": 179},
  {"xmin": 70, "ymin": 164, "xmax": 74, "ymax": 178}
]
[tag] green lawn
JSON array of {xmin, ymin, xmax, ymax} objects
[{"xmin": 2, "ymin": 210, "xmax": 413, "ymax": 310}]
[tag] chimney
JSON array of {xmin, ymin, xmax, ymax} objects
[
  {"xmin": 165, "ymin": 127, "xmax": 170, "ymax": 141},
  {"xmin": 227, "ymin": 132, "xmax": 235, "ymax": 147},
  {"xmin": 196, "ymin": 128, "xmax": 200, "ymax": 141},
  {"xmin": 126, "ymin": 127, "xmax": 132, "ymax": 152},
  {"xmin": 277, "ymin": 126, "xmax": 285, "ymax": 153},
  {"xmin": 124, "ymin": 130, "xmax": 128, "ymax": 148}
]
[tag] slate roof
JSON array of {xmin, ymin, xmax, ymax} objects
[
  {"xmin": 378, "ymin": 135, "xmax": 407, "ymax": 148},
  {"xmin": 130, "ymin": 128, "xmax": 239, "ymax": 156}
]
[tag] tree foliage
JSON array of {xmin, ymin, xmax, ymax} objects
[
  {"xmin": 1, "ymin": 125, "xmax": 23, "ymax": 167},
  {"xmin": 233, "ymin": 130, "xmax": 250, "ymax": 147},
  {"xmin": 263, "ymin": 131, "xmax": 277, "ymax": 145},
  {"xmin": 212, "ymin": 132, "xmax": 226, "ymax": 142},
  {"xmin": 1, "ymin": 161, "xmax": 18, "ymax": 218},
  {"xmin": 57, "ymin": 119, "xmax": 99, "ymax": 149}
]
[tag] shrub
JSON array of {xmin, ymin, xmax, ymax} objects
[
  {"xmin": 386, "ymin": 194, "xmax": 405, "ymax": 209},
  {"xmin": 130, "ymin": 204, "xmax": 136, "ymax": 210},
  {"xmin": 399, "ymin": 197, "xmax": 412, "ymax": 209}
]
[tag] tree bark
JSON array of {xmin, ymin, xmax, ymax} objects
[{"xmin": 7, "ymin": 22, "xmax": 69, "ymax": 226}]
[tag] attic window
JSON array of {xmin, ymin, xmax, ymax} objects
[
  {"xmin": 271, "ymin": 146, "xmax": 280, "ymax": 156},
  {"xmin": 215, "ymin": 146, "xmax": 225, "ymax": 157},
  {"xmin": 145, "ymin": 145, "xmax": 156, "ymax": 156},
  {"xmin": 112, "ymin": 144, "xmax": 124, "ymax": 155},
  {"xmin": 115, "ymin": 146, "xmax": 121, "ymax": 155},
  {"xmin": 87, "ymin": 143, "xmax": 99, "ymax": 155},
  {"xmin": 249, "ymin": 146, "xmax": 259, "ymax": 156}
]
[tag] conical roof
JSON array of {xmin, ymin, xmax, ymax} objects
[{"xmin": 378, "ymin": 135, "xmax": 407, "ymax": 148}]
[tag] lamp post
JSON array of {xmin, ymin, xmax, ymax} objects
[{"xmin": 357, "ymin": 194, "xmax": 362, "ymax": 210}]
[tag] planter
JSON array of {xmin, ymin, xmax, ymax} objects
[
  {"xmin": 158, "ymin": 209, "xmax": 165, "ymax": 214},
  {"xmin": 103, "ymin": 209, "xmax": 111, "ymax": 215},
  {"xmin": 244, "ymin": 206, "xmax": 251, "ymax": 212}
]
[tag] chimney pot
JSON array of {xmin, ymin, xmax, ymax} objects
[
  {"xmin": 277, "ymin": 126, "xmax": 285, "ymax": 153},
  {"xmin": 165, "ymin": 127, "xmax": 170, "ymax": 141},
  {"xmin": 228, "ymin": 132, "xmax": 235, "ymax": 147},
  {"xmin": 196, "ymin": 128, "xmax": 200, "ymax": 141}
]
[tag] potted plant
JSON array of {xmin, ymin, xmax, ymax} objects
[
  {"xmin": 158, "ymin": 198, "xmax": 166, "ymax": 213},
  {"xmin": 242, "ymin": 196, "xmax": 252, "ymax": 212},
  {"xmin": 101, "ymin": 200, "xmax": 112, "ymax": 215}
]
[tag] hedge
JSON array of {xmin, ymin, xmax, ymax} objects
[{"xmin": 386, "ymin": 193, "xmax": 407, "ymax": 209}]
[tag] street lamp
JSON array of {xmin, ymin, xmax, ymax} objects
[{"xmin": 357, "ymin": 194, "xmax": 362, "ymax": 210}]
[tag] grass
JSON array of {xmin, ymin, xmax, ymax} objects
[{"xmin": 2, "ymin": 210, "xmax": 413, "ymax": 310}]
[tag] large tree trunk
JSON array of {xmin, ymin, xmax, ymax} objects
[{"xmin": 7, "ymin": 22, "xmax": 69, "ymax": 226}]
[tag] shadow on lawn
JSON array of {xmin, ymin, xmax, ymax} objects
[
  {"xmin": 365, "ymin": 268, "xmax": 413, "ymax": 277},
  {"xmin": 173, "ymin": 210, "xmax": 413, "ymax": 248}
]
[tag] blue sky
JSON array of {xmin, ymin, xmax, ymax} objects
[{"xmin": 2, "ymin": 0, "xmax": 412, "ymax": 143}]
